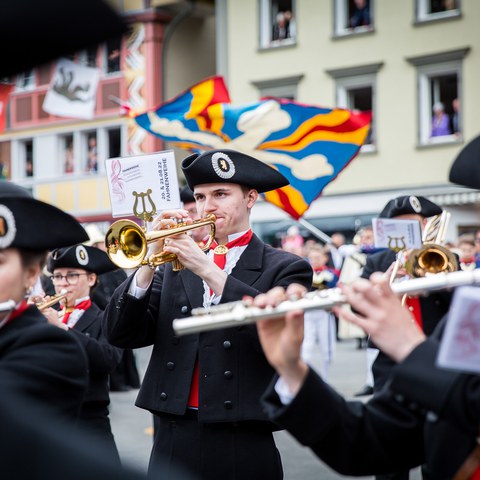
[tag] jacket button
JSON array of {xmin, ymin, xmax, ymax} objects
[
  {"xmin": 224, "ymin": 370, "xmax": 233, "ymax": 379},
  {"xmin": 223, "ymin": 340, "xmax": 232, "ymax": 349},
  {"xmin": 224, "ymin": 400, "xmax": 233, "ymax": 409},
  {"xmin": 181, "ymin": 306, "xmax": 188, "ymax": 314},
  {"xmin": 166, "ymin": 362, "xmax": 175, "ymax": 371},
  {"xmin": 160, "ymin": 392, "xmax": 168, "ymax": 401}
]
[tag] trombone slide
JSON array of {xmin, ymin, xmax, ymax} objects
[{"xmin": 172, "ymin": 269, "xmax": 480, "ymax": 336}]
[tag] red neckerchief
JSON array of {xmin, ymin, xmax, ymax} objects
[
  {"xmin": 404, "ymin": 296, "xmax": 423, "ymax": 330},
  {"xmin": 209, "ymin": 229, "xmax": 254, "ymax": 270},
  {"xmin": 61, "ymin": 298, "xmax": 92, "ymax": 326},
  {"xmin": 0, "ymin": 300, "xmax": 29, "ymax": 329},
  {"xmin": 186, "ymin": 230, "xmax": 254, "ymax": 409}
]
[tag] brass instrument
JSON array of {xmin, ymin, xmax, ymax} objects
[
  {"xmin": 172, "ymin": 268, "xmax": 480, "ymax": 335},
  {"xmin": 105, "ymin": 214, "xmax": 216, "ymax": 270},
  {"xmin": 404, "ymin": 211, "xmax": 458, "ymax": 277},
  {"xmin": 36, "ymin": 289, "xmax": 68, "ymax": 311}
]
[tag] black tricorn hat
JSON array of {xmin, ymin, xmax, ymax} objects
[
  {"xmin": 0, "ymin": 0, "xmax": 126, "ymax": 77},
  {"xmin": 47, "ymin": 244, "xmax": 116, "ymax": 275},
  {"xmin": 449, "ymin": 135, "xmax": 480, "ymax": 190},
  {"xmin": 0, "ymin": 181, "xmax": 88, "ymax": 250},
  {"xmin": 179, "ymin": 185, "xmax": 195, "ymax": 204},
  {"xmin": 379, "ymin": 195, "xmax": 442, "ymax": 219},
  {"xmin": 181, "ymin": 149, "xmax": 289, "ymax": 193}
]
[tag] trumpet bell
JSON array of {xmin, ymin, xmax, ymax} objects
[
  {"xmin": 405, "ymin": 244, "xmax": 458, "ymax": 277},
  {"xmin": 106, "ymin": 219, "xmax": 148, "ymax": 269}
]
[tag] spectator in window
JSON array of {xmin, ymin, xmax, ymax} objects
[
  {"xmin": 430, "ymin": 101, "xmax": 451, "ymax": 137},
  {"xmin": 451, "ymin": 97, "xmax": 460, "ymax": 135},
  {"xmin": 350, "ymin": 0, "xmax": 371, "ymax": 29},
  {"xmin": 86, "ymin": 136, "xmax": 98, "ymax": 173},
  {"xmin": 284, "ymin": 10, "xmax": 296, "ymax": 39},
  {"xmin": 25, "ymin": 158, "xmax": 33, "ymax": 177},
  {"xmin": 65, "ymin": 140, "xmax": 74, "ymax": 174},
  {"xmin": 272, "ymin": 11, "xmax": 289, "ymax": 41}
]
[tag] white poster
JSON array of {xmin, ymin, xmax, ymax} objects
[
  {"xmin": 105, "ymin": 151, "xmax": 181, "ymax": 219},
  {"xmin": 437, "ymin": 286, "xmax": 480, "ymax": 374},
  {"xmin": 43, "ymin": 58, "xmax": 100, "ymax": 120},
  {"xmin": 372, "ymin": 218, "xmax": 422, "ymax": 251}
]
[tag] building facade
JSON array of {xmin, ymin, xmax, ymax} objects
[{"xmin": 217, "ymin": 0, "xmax": 480, "ymax": 243}]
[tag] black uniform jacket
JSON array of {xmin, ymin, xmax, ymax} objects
[
  {"xmin": 262, "ymin": 327, "xmax": 479, "ymax": 480},
  {"xmin": 69, "ymin": 302, "xmax": 123, "ymax": 408},
  {"xmin": 362, "ymin": 248, "xmax": 452, "ymax": 390},
  {"xmin": 105, "ymin": 234, "xmax": 313, "ymax": 424},
  {"xmin": 0, "ymin": 305, "xmax": 88, "ymax": 420}
]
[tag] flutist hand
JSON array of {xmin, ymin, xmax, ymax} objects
[
  {"xmin": 333, "ymin": 273, "xmax": 426, "ymax": 362},
  {"xmin": 41, "ymin": 307, "xmax": 68, "ymax": 331},
  {"xmin": 254, "ymin": 284, "xmax": 309, "ymax": 397}
]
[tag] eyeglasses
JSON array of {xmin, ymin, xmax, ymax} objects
[{"xmin": 50, "ymin": 273, "xmax": 89, "ymax": 285}]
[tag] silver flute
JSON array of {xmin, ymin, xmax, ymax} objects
[
  {"xmin": 0, "ymin": 300, "xmax": 16, "ymax": 313},
  {"xmin": 172, "ymin": 268, "xmax": 480, "ymax": 336}
]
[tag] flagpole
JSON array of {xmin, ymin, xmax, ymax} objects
[{"xmin": 297, "ymin": 217, "xmax": 332, "ymax": 244}]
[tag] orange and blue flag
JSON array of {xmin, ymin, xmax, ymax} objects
[{"xmin": 134, "ymin": 76, "xmax": 372, "ymax": 219}]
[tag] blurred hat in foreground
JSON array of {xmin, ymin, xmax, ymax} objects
[
  {"xmin": 449, "ymin": 135, "xmax": 480, "ymax": 190},
  {"xmin": 0, "ymin": 181, "xmax": 88, "ymax": 250},
  {"xmin": 179, "ymin": 185, "xmax": 195, "ymax": 204},
  {"xmin": 379, "ymin": 195, "xmax": 442, "ymax": 219},
  {"xmin": 0, "ymin": 0, "xmax": 126, "ymax": 77}
]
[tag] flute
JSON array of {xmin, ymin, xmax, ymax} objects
[
  {"xmin": 172, "ymin": 268, "xmax": 480, "ymax": 336},
  {"xmin": 0, "ymin": 300, "xmax": 16, "ymax": 313}
]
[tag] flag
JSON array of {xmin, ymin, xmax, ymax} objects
[
  {"xmin": 43, "ymin": 58, "xmax": 100, "ymax": 120},
  {"xmin": 0, "ymin": 83, "xmax": 13, "ymax": 133},
  {"xmin": 133, "ymin": 76, "xmax": 372, "ymax": 219}
]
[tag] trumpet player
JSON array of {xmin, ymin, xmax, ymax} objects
[
  {"xmin": 104, "ymin": 149, "xmax": 313, "ymax": 479},
  {"xmin": 42, "ymin": 244, "xmax": 123, "ymax": 465}
]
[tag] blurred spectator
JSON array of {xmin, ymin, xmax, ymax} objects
[
  {"xmin": 431, "ymin": 101, "xmax": 451, "ymax": 137},
  {"xmin": 272, "ymin": 11, "xmax": 289, "ymax": 41},
  {"xmin": 457, "ymin": 233, "xmax": 480, "ymax": 271},
  {"xmin": 64, "ymin": 140, "xmax": 74, "ymax": 173},
  {"xmin": 86, "ymin": 136, "xmax": 98, "ymax": 173},
  {"xmin": 302, "ymin": 245, "xmax": 338, "ymax": 381},
  {"xmin": 281, "ymin": 225, "xmax": 304, "ymax": 256},
  {"xmin": 451, "ymin": 97, "xmax": 460, "ymax": 135},
  {"xmin": 350, "ymin": 0, "xmax": 371, "ymax": 29}
]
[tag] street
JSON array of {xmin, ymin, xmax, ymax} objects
[{"xmin": 109, "ymin": 339, "xmax": 421, "ymax": 479}]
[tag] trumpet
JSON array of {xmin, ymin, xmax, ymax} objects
[
  {"xmin": 35, "ymin": 289, "xmax": 68, "ymax": 311},
  {"xmin": 105, "ymin": 214, "xmax": 216, "ymax": 271},
  {"xmin": 172, "ymin": 268, "xmax": 480, "ymax": 335}
]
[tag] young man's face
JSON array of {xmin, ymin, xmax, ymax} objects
[{"xmin": 194, "ymin": 183, "xmax": 257, "ymax": 243}]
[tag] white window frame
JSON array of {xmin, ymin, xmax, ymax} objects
[
  {"xmin": 333, "ymin": 0, "xmax": 374, "ymax": 37},
  {"xmin": 252, "ymin": 74, "xmax": 304, "ymax": 100},
  {"xmin": 259, "ymin": 0, "xmax": 296, "ymax": 50},
  {"xmin": 417, "ymin": 61, "xmax": 461, "ymax": 145},
  {"xmin": 415, "ymin": 0, "xmax": 461, "ymax": 23}
]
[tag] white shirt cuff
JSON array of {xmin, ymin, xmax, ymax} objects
[
  {"xmin": 128, "ymin": 271, "xmax": 152, "ymax": 298},
  {"xmin": 274, "ymin": 376, "xmax": 296, "ymax": 405}
]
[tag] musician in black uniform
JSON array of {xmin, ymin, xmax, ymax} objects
[
  {"xmin": 0, "ymin": 180, "xmax": 89, "ymax": 421},
  {"xmin": 104, "ymin": 149, "xmax": 313, "ymax": 479},
  {"xmin": 43, "ymin": 244, "xmax": 123, "ymax": 464},
  {"xmin": 255, "ymin": 139, "xmax": 480, "ymax": 479}
]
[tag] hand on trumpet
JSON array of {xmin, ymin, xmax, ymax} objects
[
  {"xmin": 332, "ymin": 273, "xmax": 426, "ymax": 362},
  {"xmin": 252, "ymin": 284, "xmax": 309, "ymax": 397}
]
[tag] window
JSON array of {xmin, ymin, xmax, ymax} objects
[
  {"xmin": 107, "ymin": 127, "xmax": 122, "ymax": 159},
  {"xmin": 334, "ymin": 0, "xmax": 373, "ymax": 37},
  {"xmin": 259, "ymin": 0, "xmax": 296, "ymax": 49},
  {"xmin": 15, "ymin": 69, "xmax": 35, "ymax": 91},
  {"xmin": 415, "ymin": 0, "xmax": 460, "ymax": 23},
  {"xmin": 79, "ymin": 46, "xmax": 98, "ymax": 67},
  {"xmin": 62, "ymin": 134, "xmax": 75, "ymax": 174},
  {"xmin": 0, "ymin": 141, "xmax": 11, "ymax": 179},
  {"xmin": 326, "ymin": 63, "xmax": 382, "ymax": 151},
  {"xmin": 18, "ymin": 139, "xmax": 34, "ymax": 178},
  {"xmin": 406, "ymin": 48, "xmax": 468, "ymax": 145},
  {"xmin": 251, "ymin": 74, "xmax": 304, "ymax": 100},
  {"xmin": 84, "ymin": 131, "xmax": 98, "ymax": 173},
  {"xmin": 105, "ymin": 38, "xmax": 121, "ymax": 74}
]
